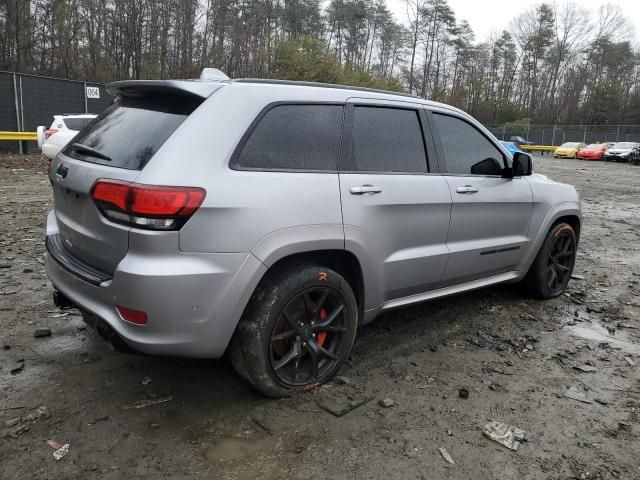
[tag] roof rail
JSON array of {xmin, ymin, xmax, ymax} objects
[{"xmin": 232, "ymin": 78, "xmax": 420, "ymax": 99}]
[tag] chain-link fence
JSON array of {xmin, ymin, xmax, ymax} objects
[
  {"xmin": 0, "ymin": 71, "xmax": 112, "ymax": 152},
  {"xmin": 486, "ymin": 124, "xmax": 640, "ymax": 146}
]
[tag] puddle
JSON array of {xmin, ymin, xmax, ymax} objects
[
  {"xmin": 204, "ymin": 433, "xmax": 273, "ymax": 462},
  {"xmin": 567, "ymin": 322, "xmax": 640, "ymax": 355},
  {"xmin": 202, "ymin": 432, "xmax": 302, "ymax": 478}
]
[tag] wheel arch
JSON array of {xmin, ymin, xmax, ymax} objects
[
  {"xmin": 249, "ymin": 224, "xmax": 371, "ymax": 313},
  {"xmin": 553, "ymin": 214, "xmax": 581, "ymax": 242},
  {"xmin": 257, "ymin": 249, "xmax": 365, "ymax": 318},
  {"xmin": 520, "ymin": 203, "xmax": 581, "ymax": 275},
  {"xmin": 222, "ymin": 227, "xmax": 370, "ymax": 357}
]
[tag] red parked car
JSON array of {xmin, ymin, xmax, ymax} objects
[{"xmin": 577, "ymin": 143, "xmax": 611, "ymax": 160}]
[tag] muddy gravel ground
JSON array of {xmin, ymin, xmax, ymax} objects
[{"xmin": 1, "ymin": 153, "xmax": 639, "ymax": 480}]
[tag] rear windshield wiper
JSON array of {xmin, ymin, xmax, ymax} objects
[{"xmin": 70, "ymin": 143, "xmax": 112, "ymax": 162}]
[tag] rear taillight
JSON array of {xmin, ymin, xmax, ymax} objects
[
  {"xmin": 91, "ymin": 180, "xmax": 206, "ymax": 231},
  {"xmin": 45, "ymin": 128, "xmax": 58, "ymax": 139}
]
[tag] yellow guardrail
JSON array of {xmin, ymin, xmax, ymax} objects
[
  {"xmin": 0, "ymin": 131, "xmax": 37, "ymax": 141},
  {"xmin": 520, "ymin": 145, "xmax": 557, "ymax": 152}
]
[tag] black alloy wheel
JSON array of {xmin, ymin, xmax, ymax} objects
[
  {"xmin": 269, "ymin": 287, "xmax": 349, "ymax": 386},
  {"xmin": 229, "ymin": 263, "xmax": 358, "ymax": 397},
  {"xmin": 545, "ymin": 230, "xmax": 576, "ymax": 296},
  {"xmin": 523, "ymin": 222, "xmax": 578, "ymax": 299}
]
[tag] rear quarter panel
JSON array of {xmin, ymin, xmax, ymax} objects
[{"xmin": 136, "ymin": 84, "xmax": 350, "ymax": 255}]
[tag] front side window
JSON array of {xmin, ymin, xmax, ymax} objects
[
  {"xmin": 343, "ymin": 106, "xmax": 427, "ymax": 173},
  {"xmin": 235, "ymin": 104, "xmax": 343, "ymax": 171},
  {"xmin": 433, "ymin": 113, "xmax": 505, "ymax": 176}
]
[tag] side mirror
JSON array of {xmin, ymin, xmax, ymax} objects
[{"xmin": 512, "ymin": 152, "xmax": 533, "ymax": 176}]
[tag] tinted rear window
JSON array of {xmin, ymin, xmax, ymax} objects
[
  {"xmin": 344, "ymin": 106, "xmax": 427, "ymax": 173},
  {"xmin": 63, "ymin": 118, "xmax": 93, "ymax": 131},
  {"xmin": 235, "ymin": 104, "xmax": 343, "ymax": 171},
  {"xmin": 62, "ymin": 95, "xmax": 201, "ymax": 170}
]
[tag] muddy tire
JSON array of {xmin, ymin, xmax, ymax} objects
[
  {"xmin": 229, "ymin": 262, "xmax": 358, "ymax": 398},
  {"xmin": 524, "ymin": 222, "xmax": 577, "ymax": 299}
]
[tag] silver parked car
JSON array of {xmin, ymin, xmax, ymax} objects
[
  {"xmin": 603, "ymin": 142, "xmax": 640, "ymax": 163},
  {"xmin": 45, "ymin": 70, "xmax": 581, "ymax": 397}
]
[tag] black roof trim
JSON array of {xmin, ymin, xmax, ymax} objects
[{"xmin": 232, "ymin": 78, "xmax": 421, "ymax": 100}]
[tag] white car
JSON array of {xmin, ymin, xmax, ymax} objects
[{"xmin": 37, "ymin": 114, "xmax": 97, "ymax": 159}]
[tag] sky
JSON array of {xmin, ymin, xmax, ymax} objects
[{"xmin": 384, "ymin": 0, "xmax": 640, "ymax": 42}]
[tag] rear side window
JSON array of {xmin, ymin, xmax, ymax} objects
[
  {"xmin": 63, "ymin": 118, "xmax": 92, "ymax": 131},
  {"xmin": 62, "ymin": 94, "xmax": 201, "ymax": 170},
  {"xmin": 235, "ymin": 104, "xmax": 343, "ymax": 171},
  {"xmin": 433, "ymin": 113, "xmax": 505, "ymax": 175},
  {"xmin": 344, "ymin": 106, "xmax": 427, "ymax": 173}
]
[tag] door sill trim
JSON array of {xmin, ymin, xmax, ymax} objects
[{"xmin": 380, "ymin": 271, "xmax": 520, "ymax": 311}]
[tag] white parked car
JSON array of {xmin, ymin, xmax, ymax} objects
[{"xmin": 37, "ymin": 114, "xmax": 97, "ymax": 159}]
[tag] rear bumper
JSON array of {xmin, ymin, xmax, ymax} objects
[{"xmin": 44, "ymin": 211, "xmax": 267, "ymax": 358}]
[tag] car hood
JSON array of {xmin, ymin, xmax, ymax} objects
[
  {"xmin": 556, "ymin": 147, "xmax": 578, "ymax": 153},
  {"xmin": 606, "ymin": 149, "xmax": 631, "ymax": 154}
]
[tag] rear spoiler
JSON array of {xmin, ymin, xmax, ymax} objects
[{"xmin": 106, "ymin": 80, "xmax": 225, "ymax": 99}]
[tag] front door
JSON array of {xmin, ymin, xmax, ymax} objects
[
  {"xmin": 339, "ymin": 101, "xmax": 452, "ymax": 304},
  {"xmin": 429, "ymin": 111, "xmax": 533, "ymax": 283}
]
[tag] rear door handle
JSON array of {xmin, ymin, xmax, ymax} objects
[
  {"xmin": 456, "ymin": 185, "xmax": 479, "ymax": 194},
  {"xmin": 350, "ymin": 185, "xmax": 382, "ymax": 195}
]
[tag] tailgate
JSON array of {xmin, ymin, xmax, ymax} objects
[
  {"xmin": 48, "ymin": 88, "xmax": 210, "ymax": 274},
  {"xmin": 49, "ymin": 156, "xmax": 138, "ymax": 273}
]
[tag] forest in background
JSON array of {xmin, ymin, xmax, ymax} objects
[{"xmin": 1, "ymin": 0, "xmax": 639, "ymax": 125}]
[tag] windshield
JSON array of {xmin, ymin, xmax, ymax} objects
[
  {"xmin": 62, "ymin": 94, "xmax": 202, "ymax": 170},
  {"xmin": 560, "ymin": 142, "xmax": 580, "ymax": 148},
  {"xmin": 611, "ymin": 142, "xmax": 634, "ymax": 149},
  {"xmin": 586, "ymin": 144, "xmax": 603, "ymax": 149}
]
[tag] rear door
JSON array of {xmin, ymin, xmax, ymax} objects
[
  {"xmin": 429, "ymin": 111, "xmax": 533, "ymax": 283},
  {"xmin": 339, "ymin": 100, "xmax": 451, "ymax": 302},
  {"xmin": 49, "ymin": 92, "xmax": 204, "ymax": 273}
]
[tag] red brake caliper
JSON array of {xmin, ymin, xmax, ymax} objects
[{"xmin": 316, "ymin": 309, "xmax": 328, "ymax": 347}]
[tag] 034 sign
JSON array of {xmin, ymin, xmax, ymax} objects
[{"xmin": 86, "ymin": 86, "xmax": 100, "ymax": 99}]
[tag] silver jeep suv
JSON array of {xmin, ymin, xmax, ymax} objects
[{"xmin": 45, "ymin": 71, "xmax": 581, "ymax": 397}]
